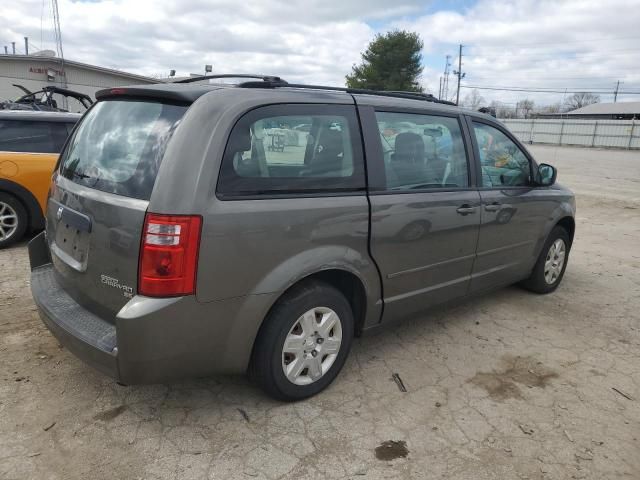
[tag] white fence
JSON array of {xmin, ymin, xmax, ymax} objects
[{"xmin": 501, "ymin": 119, "xmax": 640, "ymax": 150}]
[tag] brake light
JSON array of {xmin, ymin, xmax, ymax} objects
[{"xmin": 138, "ymin": 214, "xmax": 202, "ymax": 297}]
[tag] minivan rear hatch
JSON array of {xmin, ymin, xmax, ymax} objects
[{"xmin": 47, "ymin": 98, "xmax": 188, "ymax": 320}]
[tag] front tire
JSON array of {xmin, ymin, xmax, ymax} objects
[
  {"xmin": 0, "ymin": 193, "xmax": 27, "ymax": 248},
  {"xmin": 249, "ymin": 280, "xmax": 354, "ymax": 401},
  {"xmin": 521, "ymin": 226, "xmax": 570, "ymax": 294}
]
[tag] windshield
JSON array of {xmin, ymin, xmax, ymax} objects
[{"xmin": 59, "ymin": 100, "xmax": 187, "ymax": 200}]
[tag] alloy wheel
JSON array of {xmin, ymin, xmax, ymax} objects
[
  {"xmin": 281, "ymin": 307, "xmax": 343, "ymax": 385},
  {"xmin": 0, "ymin": 201, "xmax": 18, "ymax": 242},
  {"xmin": 544, "ymin": 238, "xmax": 566, "ymax": 285}
]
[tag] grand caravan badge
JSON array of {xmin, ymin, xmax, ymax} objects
[{"xmin": 100, "ymin": 274, "xmax": 134, "ymax": 299}]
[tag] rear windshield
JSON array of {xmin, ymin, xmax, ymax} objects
[{"xmin": 59, "ymin": 100, "xmax": 187, "ymax": 200}]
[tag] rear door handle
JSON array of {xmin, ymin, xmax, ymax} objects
[
  {"xmin": 484, "ymin": 202, "xmax": 501, "ymax": 212},
  {"xmin": 456, "ymin": 205, "xmax": 476, "ymax": 215}
]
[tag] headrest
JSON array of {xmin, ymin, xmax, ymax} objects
[
  {"xmin": 393, "ymin": 132, "xmax": 424, "ymax": 163},
  {"xmin": 228, "ymin": 126, "xmax": 252, "ymax": 153}
]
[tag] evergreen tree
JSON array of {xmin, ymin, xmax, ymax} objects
[{"xmin": 346, "ymin": 30, "xmax": 424, "ymax": 92}]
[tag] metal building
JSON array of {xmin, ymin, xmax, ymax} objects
[
  {"xmin": 561, "ymin": 102, "xmax": 640, "ymax": 120},
  {"xmin": 0, "ymin": 53, "xmax": 158, "ymax": 112},
  {"xmin": 537, "ymin": 102, "xmax": 640, "ymax": 120}
]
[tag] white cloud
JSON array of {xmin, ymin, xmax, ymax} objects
[
  {"xmin": 2, "ymin": 0, "xmax": 639, "ymax": 107},
  {"xmin": 397, "ymin": 0, "xmax": 640, "ymax": 105}
]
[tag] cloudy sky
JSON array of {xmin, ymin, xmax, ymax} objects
[{"xmin": 2, "ymin": 0, "xmax": 640, "ymax": 108}]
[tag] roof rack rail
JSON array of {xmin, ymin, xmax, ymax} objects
[
  {"xmin": 236, "ymin": 80, "xmax": 456, "ymax": 105},
  {"xmin": 174, "ymin": 74, "xmax": 288, "ymax": 84},
  {"xmin": 386, "ymin": 90, "xmax": 456, "ymax": 105}
]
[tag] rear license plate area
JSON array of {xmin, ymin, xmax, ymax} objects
[
  {"xmin": 49, "ymin": 201, "xmax": 92, "ymax": 271},
  {"xmin": 54, "ymin": 221, "xmax": 89, "ymax": 263}
]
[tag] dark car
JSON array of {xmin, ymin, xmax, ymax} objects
[
  {"xmin": 28, "ymin": 75, "xmax": 575, "ymax": 401},
  {"xmin": 0, "ymin": 110, "xmax": 80, "ymax": 247},
  {"xmin": 1, "ymin": 84, "xmax": 93, "ymax": 112}
]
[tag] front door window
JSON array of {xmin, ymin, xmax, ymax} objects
[{"xmin": 473, "ymin": 122, "xmax": 531, "ymax": 187}]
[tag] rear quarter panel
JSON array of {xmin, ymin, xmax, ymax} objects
[{"xmin": 196, "ymin": 195, "xmax": 380, "ymax": 308}]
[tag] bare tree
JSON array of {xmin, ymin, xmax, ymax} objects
[
  {"xmin": 462, "ymin": 89, "xmax": 486, "ymax": 110},
  {"xmin": 541, "ymin": 102, "xmax": 562, "ymax": 114},
  {"xmin": 516, "ymin": 99, "xmax": 535, "ymax": 119},
  {"xmin": 564, "ymin": 92, "xmax": 600, "ymax": 111},
  {"xmin": 490, "ymin": 100, "xmax": 516, "ymax": 119}
]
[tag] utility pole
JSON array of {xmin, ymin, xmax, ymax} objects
[
  {"xmin": 454, "ymin": 44, "xmax": 465, "ymax": 105},
  {"xmin": 24, "ymin": 37, "xmax": 28, "ymax": 55},
  {"xmin": 438, "ymin": 76, "xmax": 443, "ymax": 100},
  {"xmin": 442, "ymin": 55, "xmax": 451, "ymax": 101},
  {"xmin": 614, "ymin": 80, "xmax": 620, "ymax": 103},
  {"xmin": 51, "ymin": 0, "xmax": 67, "ymax": 90}
]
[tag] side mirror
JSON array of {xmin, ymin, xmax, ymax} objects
[{"xmin": 537, "ymin": 163, "xmax": 557, "ymax": 186}]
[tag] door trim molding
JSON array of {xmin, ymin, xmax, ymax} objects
[
  {"xmin": 386, "ymin": 275, "xmax": 471, "ymax": 303},
  {"xmin": 476, "ymin": 239, "xmax": 534, "ymax": 258},
  {"xmin": 387, "ymin": 253, "xmax": 476, "ymax": 279}
]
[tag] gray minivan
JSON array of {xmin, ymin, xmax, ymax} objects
[{"xmin": 29, "ymin": 76, "xmax": 575, "ymax": 400}]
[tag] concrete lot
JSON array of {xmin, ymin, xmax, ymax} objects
[{"xmin": 1, "ymin": 145, "xmax": 639, "ymax": 480}]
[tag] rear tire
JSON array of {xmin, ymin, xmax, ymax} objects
[
  {"xmin": 249, "ymin": 280, "xmax": 354, "ymax": 401},
  {"xmin": 521, "ymin": 226, "xmax": 570, "ymax": 294},
  {"xmin": 0, "ymin": 193, "xmax": 27, "ymax": 248}
]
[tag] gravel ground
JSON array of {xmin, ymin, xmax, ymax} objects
[{"xmin": 1, "ymin": 145, "xmax": 639, "ymax": 480}]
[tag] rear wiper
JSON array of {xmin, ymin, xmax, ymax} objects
[
  {"xmin": 71, "ymin": 171, "xmax": 91, "ymax": 179},
  {"xmin": 62, "ymin": 168, "xmax": 91, "ymax": 180}
]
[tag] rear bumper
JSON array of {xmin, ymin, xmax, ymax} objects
[
  {"xmin": 30, "ymin": 261, "xmax": 119, "ymax": 380},
  {"xmin": 28, "ymin": 231, "xmax": 278, "ymax": 384}
]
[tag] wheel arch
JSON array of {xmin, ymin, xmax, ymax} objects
[
  {"xmin": 0, "ymin": 179, "xmax": 45, "ymax": 231},
  {"xmin": 246, "ymin": 267, "xmax": 369, "ymax": 376},
  {"xmin": 260, "ymin": 268, "xmax": 370, "ymax": 338},
  {"xmin": 555, "ymin": 216, "xmax": 575, "ymax": 246},
  {"xmin": 300, "ymin": 269, "xmax": 368, "ymax": 336}
]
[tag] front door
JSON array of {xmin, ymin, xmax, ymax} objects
[
  {"xmin": 468, "ymin": 119, "xmax": 552, "ymax": 292},
  {"xmin": 364, "ymin": 109, "xmax": 481, "ymax": 322}
]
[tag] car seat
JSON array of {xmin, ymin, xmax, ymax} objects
[
  {"xmin": 391, "ymin": 132, "xmax": 425, "ymax": 184},
  {"xmin": 308, "ymin": 129, "xmax": 344, "ymax": 176}
]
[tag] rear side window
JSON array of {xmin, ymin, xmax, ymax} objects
[
  {"xmin": 59, "ymin": 100, "xmax": 187, "ymax": 200},
  {"xmin": 217, "ymin": 104, "xmax": 365, "ymax": 197},
  {"xmin": 375, "ymin": 111, "xmax": 469, "ymax": 190},
  {"xmin": 0, "ymin": 120, "xmax": 69, "ymax": 153}
]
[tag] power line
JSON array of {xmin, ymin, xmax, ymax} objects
[
  {"xmin": 467, "ymin": 74, "xmax": 640, "ymax": 81},
  {"xmin": 463, "ymin": 83, "xmax": 638, "ymax": 91},
  {"xmin": 27, "ymin": 40, "xmax": 42, "ymax": 52},
  {"xmin": 465, "ymin": 50, "xmax": 640, "ymax": 61},
  {"xmin": 461, "ymin": 85, "xmax": 640, "ymax": 94},
  {"xmin": 465, "ymin": 35, "xmax": 640, "ymax": 49},
  {"xmin": 464, "ymin": 74, "xmax": 640, "ymax": 89},
  {"xmin": 467, "ymin": 46, "xmax": 640, "ymax": 55}
]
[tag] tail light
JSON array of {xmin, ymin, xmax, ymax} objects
[{"xmin": 138, "ymin": 213, "xmax": 202, "ymax": 297}]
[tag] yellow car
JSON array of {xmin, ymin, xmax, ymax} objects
[{"xmin": 0, "ymin": 111, "xmax": 80, "ymax": 247}]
